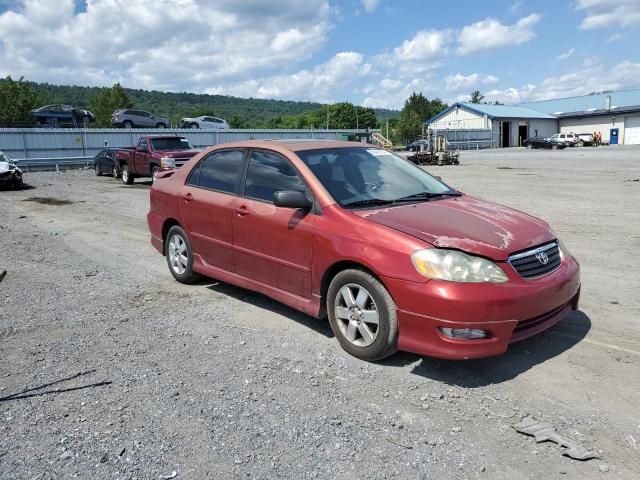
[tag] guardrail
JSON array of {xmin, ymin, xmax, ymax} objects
[{"xmin": 14, "ymin": 156, "xmax": 95, "ymax": 172}]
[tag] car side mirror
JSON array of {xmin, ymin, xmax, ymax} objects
[{"xmin": 273, "ymin": 190, "xmax": 312, "ymax": 209}]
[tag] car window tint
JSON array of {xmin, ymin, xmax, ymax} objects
[
  {"xmin": 197, "ymin": 150, "xmax": 244, "ymax": 193},
  {"xmin": 244, "ymin": 151, "xmax": 306, "ymax": 202},
  {"xmin": 186, "ymin": 162, "xmax": 201, "ymax": 186}
]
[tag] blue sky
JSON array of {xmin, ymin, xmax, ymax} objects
[{"xmin": 0, "ymin": 0, "xmax": 639, "ymax": 108}]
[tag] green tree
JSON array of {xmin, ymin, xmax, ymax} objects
[
  {"xmin": 394, "ymin": 92, "xmax": 448, "ymax": 143},
  {"xmin": 469, "ymin": 90, "xmax": 485, "ymax": 104},
  {"xmin": 0, "ymin": 76, "xmax": 39, "ymax": 127},
  {"xmin": 90, "ymin": 83, "xmax": 134, "ymax": 127}
]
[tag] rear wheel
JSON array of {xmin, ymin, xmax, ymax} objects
[
  {"xmin": 112, "ymin": 165, "xmax": 119, "ymax": 178},
  {"xmin": 165, "ymin": 226, "xmax": 200, "ymax": 284},
  {"xmin": 327, "ymin": 269, "xmax": 398, "ymax": 361},
  {"xmin": 552, "ymin": 144, "xmax": 558, "ymax": 150},
  {"xmin": 123, "ymin": 120, "xmax": 133, "ymax": 129},
  {"xmin": 526, "ymin": 143, "xmax": 533, "ymax": 149},
  {"xmin": 578, "ymin": 140, "xmax": 584, "ymax": 147},
  {"xmin": 94, "ymin": 164, "xmax": 102, "ymax": 176},
  {"xmin": 121, "ymin": 164, "xmax": 134, "ymax": 185},
  {"xmin": 190, "ymin": 122, "xmax": 199, "ymax": 129},
  {"xmin": 156, "ymin": 123, "xmax": 166, "ymax": 129}
]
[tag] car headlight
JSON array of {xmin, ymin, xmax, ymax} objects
[
  {"xmin": 411, "ymin": 248, "xmax": 508, "ymax": 283},
  {"xmin": 557, "ymin": 238, "xmax": 571, "ymax": 261},
  {"xmin": 160, "ymin": 157, "xmax": 175, "ymax": 168}
]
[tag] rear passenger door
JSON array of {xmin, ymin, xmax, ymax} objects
[
  {"xmin": 180, "ymin": 149, "xmax": 246, "ymax": 272},
  {"xmin": 232, "ymin": 149, "xmax": 314, "ymax": 298}
]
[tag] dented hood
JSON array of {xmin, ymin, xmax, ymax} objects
[{"xmin": 353, "ymin": 195, "xmax": 554, "ymax": 261}]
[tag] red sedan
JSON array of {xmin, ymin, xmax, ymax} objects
[{"xmin": 147, "ymin": 141, "xmax": 580, "ymax": 361}]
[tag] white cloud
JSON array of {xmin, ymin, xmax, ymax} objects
[
  {"xmin": 361, "ymin": 0, "xmax": 381, "ymax": 13},
  {"xmin": 556, "ymin": 48, "xmax": 575, "ymax": 60},
  {"xmin": 576, "ymin": 0, "xmax": 640, "ymax": 29},
  {"xmin": 0, "ymin": 0, "xmax": 332, "ymax": 92},
  {"xmin": 207, "ymin": 52, "xmax": 371, "ymax": 103},
  {"xmin": 509, "ymin": 1, "xmax": 524, "ymax": 13},
  {"xmin": 457, "ymin": 13, "xmax": 541, "ymax": 55},
  {"xmin": 483, "ymin": 59, "xmax": 640, "ymax": 104},
  {"xmin": 445, "ymin": 73, "xmax": 499, "ymax": 91}
]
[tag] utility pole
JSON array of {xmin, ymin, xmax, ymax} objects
[
  {"xmin": 386, "ymin": 120, "xmax": 389, "ymax": 139},
  {"xmin": 326, "ymin": 107, "xmax": 329, "ymax": 130},
  {"xmin": 356, "ymin": 107, "xmax": 359, "ymax": 130}
]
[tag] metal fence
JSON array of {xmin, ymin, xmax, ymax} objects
[
  {"xmin": 427, "ymin": 128, "xmax": 499, "ymax": 150},
  {"xmin": 0, "ymin": 128, "xmax": 373, "ymax": 169}
]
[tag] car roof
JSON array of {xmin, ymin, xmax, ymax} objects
[{"xmin": 262, "ymin": 139, "xmax": 375, "ymax": 152}]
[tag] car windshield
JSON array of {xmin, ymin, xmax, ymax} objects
[
  {"xmin": 150, "ymin": 138, "xmax": 193, "ymax": 151},
  {"xmin": 297, "ymin": 147, "xmax": 456, "ymax": 208}
]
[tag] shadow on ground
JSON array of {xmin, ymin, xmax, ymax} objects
[
  {"xmin": 380, "ymin": 310, "xmax": 591, "ymax": 387},
  {"xmin": 204, "ymin": 281, "xmax": 334, "ymax": 338}
]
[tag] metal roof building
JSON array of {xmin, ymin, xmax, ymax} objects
[{"xmin": 425, "ymin": 89, "xmax": 640, "ymax": 147}]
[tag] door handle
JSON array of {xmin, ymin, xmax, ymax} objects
[
  {"xmin": 235, "ymin": 206, "xmax": 250, "ymax": 217},
  {"xmin": 182, "ymin": 192, "xmax": 193, "ymax": 202}
]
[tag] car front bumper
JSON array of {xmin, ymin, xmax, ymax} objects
[{"xmin": 382, "ymin": 257, "xmax": 581, "ymax": 359}]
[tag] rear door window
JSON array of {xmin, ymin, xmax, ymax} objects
[
  {"xmin": 243, "ymin": 150, "xmax": 307, "ymax": 203},
  {"xmin": 193, "ymin": 150, "xmax": 245, "ymax": 193}
]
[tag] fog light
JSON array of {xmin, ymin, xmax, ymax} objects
[{"xmin": 440, "ymin": 328, "xmax": 488, "ymax": 339}]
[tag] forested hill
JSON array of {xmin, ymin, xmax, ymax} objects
[{"xmin": 28, "ymin": 82, "xmax": 399, "ymax": 127}]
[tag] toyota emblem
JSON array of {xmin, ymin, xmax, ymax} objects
[{"xmin": 536, "ymin": 252, "xmax": 549, "ymax": 265}]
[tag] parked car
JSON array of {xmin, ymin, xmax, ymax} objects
[
  {"xmin": 523, "ymin": 136, "xmax": 567, "ymax": 150},
  {"xmin": 550, "ymin": 132, "xmax": 579, "ymax": 146},
  {"xmin": 147, "ymin": 140, "xmax": 580, "ymax": 361},
  {"xmin": 115, "ymin": 136, "xmax": 200, "ymax": 185},
  {"xmin": 112, "ymin": 110, "xmax": 169, "ymax": 129},
  {"xmin": 575, "ymin": 133, "xmax": 594, "ymax": 147},
  {"xmin": 31, "ymin": 104, "xmax": 96, "ymax": 127},
  {"xmin": 180, "ymin": 116, "xmax": 229, "ymax": 129},
  {"xmin": 0, "ymin": 151, "xmax": 23, "ymax": 189},
  {"xmin": 93, "ymin": 149, "xmax": 119, "ymax": 177},
  {"xmin": 405, "ymin": 139, "xmax": 430, "ymax": 152}
]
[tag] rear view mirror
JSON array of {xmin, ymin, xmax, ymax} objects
[{"xmin": 273, "ymin": 190, "xmax": 312, "ymax": 209}]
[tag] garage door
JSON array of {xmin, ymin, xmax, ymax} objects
[{"xmin": 625, "ymin": 115, "xmax": 640, "ymax": 145}]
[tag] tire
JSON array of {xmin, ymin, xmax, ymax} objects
[
  {"xmin": 121, "ymin": 164, "xmax": 134, "ymax": 185},
  {"xmin": 94, "ymin": 164, "xmax": 102, "ymax": 176},
  {"xmin": 151, "ymin": 165, "xmax": 160, "ymax": 184},
  {"xmin": 190, "ymin": 123, "xmax": 199, "ymax": 129},
  {"xmin": 165, "ymin": 226, "xmax": 200, "ymax": 284},
  {"xmin": 552, "ymin": 144, "xmax": 558, "ymax": 150},
  {"xmin": 123, "ymin": 120, "xmax": 133, "ymax": 129},
  {"xmin": 327, "ymin": 269, "xmax": 398, "ymax": 361},
  {"xmin": 578, "ymin": 140, "xmax": 584, "ymax": 147},
  {"xmin": 112, "ymin": 165, "xmax": 119, "ymax": 178},
  {"xmin": 13, "ymin": 177, "xmax": 23, "ymax": 190},
  {"xmin": 526, "ymin": 143, "xmax": 533, "ymax": 149},
  {"xmin": 156, "ymin": 123, "xmax": 166, "ymax": 129}
]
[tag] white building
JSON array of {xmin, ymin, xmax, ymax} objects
[{"xmin": 425, "ymin": 89, "xmax": 640, "ymax": 147}]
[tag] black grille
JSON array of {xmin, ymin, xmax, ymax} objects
[{"xmin": 508, "ymin": 242, "xmax": 561, "ymax": 279}]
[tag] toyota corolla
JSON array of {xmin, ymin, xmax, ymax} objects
[{"xmin": 147, "ymin": 141, "xmax": 580, "ymax": 361}]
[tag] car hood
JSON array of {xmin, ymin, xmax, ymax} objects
[
  {"xmin": 353, "ymin": 195, "xmax": 554, "ymax": 261},
  {"xmin": 153, "ymin": 150, "xmax": 200, "ymax": 158}
]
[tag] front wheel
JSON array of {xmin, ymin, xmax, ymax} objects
[
  {"xmin": 190, "ymin": 123, "xmax": 199, "ymax": 129},
  {"xmin": 526, "ymin": 143, "xmax": 533, "ymax": 149},
  {"xmin": 578, "ymin": 140, "xmax": 584, "ymax": 147},
  {"xmin": 121, "ymin": 165, "xmax": 134, "ymax": 185},
  {"xmin": 327, "ymin": 269, "xmax": 398, "ymax": 361},
  {"xmin": 552, "ymin": 144, "xmax": 558, "ymax": 150},
  {"xmin": 94, "ymin": 165, "xmax": 102, "ymax": 176},
  {"xmin": 112, "ymin": 165, "xmax": 119, "ymax": 178},
  {"xmin": 156, "ymin": 123, "xmax": 166, "ymax": 129},
  {"xmin": 165, "ymin": 226, "xmax": 200, "ymax": 284},
  {"xmin": 151, "ymin": 166, "xmax": 160, "ymax": 184}
]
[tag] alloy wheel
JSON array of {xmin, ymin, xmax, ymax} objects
[
  {"xmin": 168, "ymin": 234, "xmax": 188, "ymax": 275},
  {"xmin": 334, "ymin": 283, "xmax": 379, "ymax": 347}
]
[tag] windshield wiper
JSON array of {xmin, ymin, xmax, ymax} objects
[
  {"xmin": 394, "ymin": 191, "xmax": 462, "ymax": 202},
  {"xmin": 343, "ymin": 198, "xmax": 397, "ymax": 209}
]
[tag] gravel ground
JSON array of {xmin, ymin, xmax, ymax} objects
[{"xmin": 1, "ymin": 145, "xmax": 639, "ymax": 479}]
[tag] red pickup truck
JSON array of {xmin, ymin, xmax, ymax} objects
[{"xmin": 115, "ymin": 136, "xmax": 200, "ymax": 185}]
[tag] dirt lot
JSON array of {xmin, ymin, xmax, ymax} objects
[{"xmin": 1, "ymin": 145, "xmax": 639, "ymax": 479}]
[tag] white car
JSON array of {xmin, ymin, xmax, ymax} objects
[
  {"xmin": 180, "ymin": 116, "xmax": 229, "ymax": 129},
  {"xmin": 550, "ymin": 132, "xmax": 579, "ymax": 146}
]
